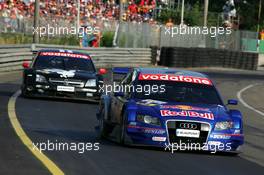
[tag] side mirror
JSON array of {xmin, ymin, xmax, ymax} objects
[
  {"xmin": 99, "ymin": 68, "xmax": 107, "ymax": 75},
  {"xmin": 22, "ymin": 61, "xmax": 30, "ymax": 69},
  {"xmin": 227, "ymin": 99, "xmax": 238, "ymax": 105},
  {"xmin": 114, "ymin": 91, "xmax": 124, "ymax": 97}
]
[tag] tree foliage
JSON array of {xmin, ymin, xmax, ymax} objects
[{"xmin": 157, "ymin": 0, "xmax": 264, "ymax": 31}]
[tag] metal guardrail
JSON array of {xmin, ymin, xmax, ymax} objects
[{"xmin": 0, "ymin": 44, "xmax": 152, "ymax": 72}]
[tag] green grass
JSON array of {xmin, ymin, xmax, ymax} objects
[
  {"xmin": 0, "ymin": 33, "xmax": 32, "ymax": 44},
  {"xmin": 0, "ymin": 32, "xmax": 115, "ymax": 47}
]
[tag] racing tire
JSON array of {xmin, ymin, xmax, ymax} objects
[
  {"xmin": 119, "ymin": 112, "xmax": 127, "ymax": 145},
  {"xmin": 98, "ymin": 107, "xmax": 107, "ymax": 139},
  {"xmin": 21, "ymin": 86, "xmax": 30, "ymax": 98}
]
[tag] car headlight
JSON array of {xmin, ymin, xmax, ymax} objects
[
  {"xmin": 137, "ymin": 115, "xmax": 161, "ymax": 126},
  {"xmin": 36, "ymin": 74, "xmax": 47, "ymax": 83},
  {"xmin": 85, "ymin": 79, "xmax": 96, "ymax": 87},
  {"xmin": 215, "ymin": 121, "xmax": 233, "ymax": 130}
]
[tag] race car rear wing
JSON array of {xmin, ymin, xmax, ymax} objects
[{"xmin": 112, "ymin": 67, "xmax": 131, "ymax": 83}]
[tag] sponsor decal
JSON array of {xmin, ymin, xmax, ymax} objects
[
  {"xmin": 160, "ymin": 110, "xmax": 214, "ymax": 120},
  {"xmin": 210, "ymin": 134, "xmax": 244, "ymax": 139},
  {"xmin": 40, "ymin": 52, "xmax": 90, "ymax": 59},
  {"xmin": 127, "ymin": 125, "xmax": 166, "ymax": 135},
  {"xmin": 152, "ymin": 137, "xmax": 166, "ymax": 142},
  {"xmin": 137, "ymin": 99, "xmax": 167, "ymax": 106},
  {"xmin": 57, "ymin": 86, "xmax": 75, "ymax": 92},
  {"xmin": 176, "ymin": 129, "xmax": 200, "ymax": 138},
  {"xmin": 210, "ymin": 134, "xmax": 231, "ymax": 139},
  {"xmin": 144, "ymin": 129, "xmax": 166, "ymax": 135},
  {"xmin": 161, "ymin": 105, "xmax": 209, "ymax": 111},
  {"xmin": 37, "ymin": 69, "xmax": 76, "ymax": 78},
  {"xmin": 138, "ymin": 74, "xmax": 212, "ymax": 86},
  {"xmin": 58, "ymin": 70, "xmax": 76, "ymax": 78}
]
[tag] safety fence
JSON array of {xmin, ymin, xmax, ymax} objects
[
  {"xmin": 0, "ymin": 16, "xmax": 118, "ymax": 34},
  {"xmin": 117, "ymin": 22, "xmax": 261, "ymax": 53},
  {"xmin": 1, "ymin": 16, "xmax": 261, "ymax": 53},
  {"xmin": 158, "ymin": 47, "xmax": 259, "ymax": 70},
  {"xmin": 0, "ymin": 44, "xmax": 152, "ymax": 72}
]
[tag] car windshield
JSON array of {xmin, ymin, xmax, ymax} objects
[
  {"xmin": 34, "ymin": 54, "xmax": 95, "ymax": 72},
  {"xmin": 134, "ymin": 80, "xmax": 223, "ymax": 105}
]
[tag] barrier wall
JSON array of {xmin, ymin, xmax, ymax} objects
[
  {"xmin": 0, "ymin": 44, "xmax": 152, "ymax": 72},
  {"xmin": 158, "ymin": 47, "xmax": 259, "ymax": 70},
  {"xmin": 258, "ymin": 54, "xmax": 264, "ymax": 67},
  {"xmin": 0, "ymin": 44, "xmax": 260, "ymax": 72}
]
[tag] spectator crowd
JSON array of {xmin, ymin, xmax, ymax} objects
[
  {"xmin": 0, "ymin": 0, "xmax": 159, "ymax": 27},
  {"xmin": 0, "ymin": 0, "xmax": 119, "ymax": 28},
  {"xmin": 0, "ymin": 0, "xmax": 161, "ymax": 47},
  {"xmin": 123, "ymin": 0, "xmax": 156, "ymax": 23}
]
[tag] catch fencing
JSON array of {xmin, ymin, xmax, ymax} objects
[
  {"xmin": 0, "ymin": 16, "xmax": 118, "ymax": 34},
  {"xmin": 1, "ymin": 16, "xmax": 260, "ymax": 52},
  {"xmin": 116, "ymin": 22, "xmax": 260, "ymax": 53}
]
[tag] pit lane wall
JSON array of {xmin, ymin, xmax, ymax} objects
[
  {"xmin": 0, "ymin": 44, "xmax": 152, "ymax": 72},
  {"xmin": 157, "ymin": 47, "xmax": 259, "ymax": 70}
]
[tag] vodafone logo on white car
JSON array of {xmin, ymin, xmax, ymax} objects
[{"xmin": 138, "ymin": 74, "xmax": 212, "ymax": 86}]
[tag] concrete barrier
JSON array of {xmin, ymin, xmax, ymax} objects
[{"xmin": 258, "ymin": 54, "xmax": 264, "ymax": 67}]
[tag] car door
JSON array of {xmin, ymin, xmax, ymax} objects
[{"xmin": 110, "ymin": 71, "xmax": 134, "ymax": 124}]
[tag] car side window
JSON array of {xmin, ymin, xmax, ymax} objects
[
  {"xmin": 31, "ymin": 52, "xmax": 40, "ymax": 67},
  {"xmin": 123, "ymin": 71, "xmax": 138, "ymax": 98},
  {"xmin": 121, "ymin": 72, "xmax": 133, "ymax": 85}
]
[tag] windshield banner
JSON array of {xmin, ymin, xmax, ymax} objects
[
  {"xmin": 40, "ymin": 52, "xmax": 90, "ymax": 59},
  {"xmin": 138, "ymin": 74, "xmax": 212, "ymax": 86}
]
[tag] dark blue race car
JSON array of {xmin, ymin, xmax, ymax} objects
[{"xmin": 96, "ymin": 68, "xmax": 244, "ymax": 153}]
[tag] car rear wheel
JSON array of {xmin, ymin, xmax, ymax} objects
[{"xmin": 21, "ymin": 86, "xmax": 30, "ymax": 98}]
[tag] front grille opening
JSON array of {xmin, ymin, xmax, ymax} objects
[
  {"xmin": 49, "ymin": 78, "xmax": 85, "ymax": 88},
  {"xmin": 167, "ymin": 121, "xmax": 209, "ymax": 145}
]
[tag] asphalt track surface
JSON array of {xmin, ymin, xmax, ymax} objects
[{"xmin": 0, "ymin": 69, "xmax": 264, "ymax": 175}]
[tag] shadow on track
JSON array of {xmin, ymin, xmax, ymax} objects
[
  {"xmin": 97, "ymin": 136, "xmax": 240, "ymax": 158},
  {"xmin": 20, "ymin": 95, "xmax": 99, "ymax": 105}
]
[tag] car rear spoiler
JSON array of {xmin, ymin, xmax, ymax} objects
[{"xmin": 112, "ymin": 67, "xmax": 131, "ymax": 83}]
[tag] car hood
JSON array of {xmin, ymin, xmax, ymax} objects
[
  {"xmin": 36, "ymin": 68, "xmax": 96, "ymax": 80},
  {"xmin": 134, "ymin": 99, "xmax": 231, "ymax": 123}
]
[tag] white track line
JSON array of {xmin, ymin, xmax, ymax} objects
[{"xmin": 237, "ymin": 83, "xmax": 264, "ymax": 118}]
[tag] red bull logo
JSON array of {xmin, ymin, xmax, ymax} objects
[{"xmin": 160, "ymin": 110, "xmax": 214, "ymax": 120}]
